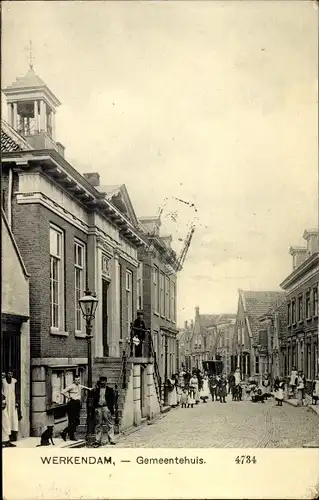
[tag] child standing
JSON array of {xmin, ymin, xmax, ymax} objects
[
  {"xmin": 188, "ymin": 388, "xmax": 195, "ymax": 408},
  {"xmin": 274, "ymin": 380, "xmax": 284, "ymax": 406},
  {"xmin": 180, "ymin": 389, "xmax": 188, "ymax": 408}
]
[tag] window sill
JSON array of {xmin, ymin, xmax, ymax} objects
[
  {"xmin": 50, "ymin": 329, "xmax": 69, "ymax": 336},
  {"xmin": 154, "ymin": 311, "xmax": 160, "ymax": 317},
  {"xmin": 75, "ymin": 331, "xmax": 86, "ymax": 338},
  {"xmin": 306, "ymin": 317, "xmax": 312, "ymax": 322}
]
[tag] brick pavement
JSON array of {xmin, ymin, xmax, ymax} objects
[{"xmin": 108, "ymin": 398, "xmax": 319, "ymax": 448}]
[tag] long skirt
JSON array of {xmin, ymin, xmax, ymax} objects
[
  {"xmin": 188, "ymin": 391, "xmax": 195, "ymax": 405},
  {"xmin": 2, "ymin": 409, "xmax": 11, "ymax": 442},
  {"xmin": 274, "ymin": 388, "xmax": 284, "ymax": 401},
  {"xmin": 176, "ymin": 387, "xmax": 182, "ymax": 404},
  {"xmin": 168, "ymin": 388, "xmax": 177, "ymax": 407}
]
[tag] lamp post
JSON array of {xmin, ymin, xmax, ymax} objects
[{"xmin": 78, "ymin": 289, "xmax": 98, "ymax": 446}]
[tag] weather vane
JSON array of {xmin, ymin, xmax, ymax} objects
[{"xmin": 28, "ymin": 40, "xmax": 34, "ymax": 69}]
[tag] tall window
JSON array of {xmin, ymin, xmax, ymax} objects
[
  {"xmin": 74, "ymin": 240, "xmax": 85, "ymax": 332},
  {"xmin": 165, "ymin": 277, "xmax": 170, "ymax": 318},
  {"xmin": 291, "ymin": 300, "xmax": 296, "ymax": 324},
  {"xmin": 153, "ymin": 266, "xmax": 159, "ymax": 313},
  {"xmin": 287, "ymin": 303, "xmax": 291, "ymax": 325},
  {"xmin": 313, "ymin": 287, "xmax": 318, "ymax": 317},
  {"xmin": 126, "ymin": 270, "xmax": 133, "ymax": 335},
  {"xmin": 118, "ymin": 263, "xmax": 123, "ymax": 339},
  {"xmin": 255, "ymin": 356, "xmax": 259, "ymax": 374},
  {"xmin": 160, "ymin": 272, "xmax": 165, "ymax": 316},
  {"xmin": 170, "ymin": 281, "xmax": 176, "ymax": 322},
  {"xmin": 50, "ymin": 226, "xmax": 64, "ymax": 330},
  {"xmin": 306, "ymin": 291, "xmax": 311, "ymax": 318},
  {"xmin": 298, "ymin": 295, "xmax": 303, "ymax": 322},
  {"xmin": 137, "ymin": 263, "xmax": 143, "ymax": 311}
]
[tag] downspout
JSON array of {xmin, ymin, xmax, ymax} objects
[{"xmin": 8, "ymin": 168, "xmax": 13, "ymax": 228}]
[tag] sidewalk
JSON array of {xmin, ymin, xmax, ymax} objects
[{"xmin": 3, "ymin": 437, "xmax": 85, "ymax": 449}]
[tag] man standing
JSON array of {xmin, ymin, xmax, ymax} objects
[
  {"xmin": 92, "ymin": 376, "xmax": 116, "ymax": 447},
  {"xmin": 60, "ymin": 375, "xmax": 91, "ymax": 441},
  {"xmin": 132, "ymin": 311, "xmax": 147, "ymax": 357}
]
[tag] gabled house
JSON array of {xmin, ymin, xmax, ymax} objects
[
  {"xmin": 257, "ymin": 299, "xmax": 287, "ymax": 380},
  {"xmin": 231, "ymin": 290, "xmax": 285, "ymax": 380}
]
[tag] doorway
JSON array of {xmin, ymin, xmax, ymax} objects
[
  {"xmin": 1, "ymin": 327, "xmax": 21, "ymax": 405},
  {"xmin": 102, "ymin": 279, "xmax": 109, "ymax": 357}
]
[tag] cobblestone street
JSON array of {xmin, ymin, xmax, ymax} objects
[{"xmin": 112, "ymin": 398, "xmax": 319, "ymax": 448}]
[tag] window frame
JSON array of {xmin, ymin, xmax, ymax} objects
[
  {"xmin": 125, "ymin": 269, "xmax": 133, "ymax": 336},
  {"xmin": 165, "ymin": 276, "xmax": 170, "ymax": 319},
  {"xmin": 153, "ymin": 266, "xmax": 159, "ymax": 314},
  {"xmin": 160, "ymin": 272, "xmax": 165, "ymax": 317},
  {"xmin": 74, "ymin": 239, "xmax": 86, "ymax": 336},
  {"xmin": 305, "ymin": 290, "xmax": 311, "ymax": 319},
  {"xmin": 313, "ymin": 286, "xmax": 318, "ymax": 318},
  {"xmin": 50, "ymin": 224, "xmax": 65, "ymax": 334},
  {"xmin": 170, "ymin": 281, "xmax": 176, "ymax": 323},
  {"xmin": 297, "ymin": 294, "xmax": 303, "ymax": 323},
  {"xmin": 291, "ymin": 299, "xmax": 296, "ymax": 324}
]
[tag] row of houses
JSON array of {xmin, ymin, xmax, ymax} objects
[
  {"xmin": 1, "ymin": 65, "xmax": 181, "ymax": 439},
  {"xmin": 179, "ymin": 230, "xmax": 319, "ymax": 390}
]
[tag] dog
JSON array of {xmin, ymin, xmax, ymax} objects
[
  {"xmin": 36, "ymin": 426, "xmax": 55, "ymax": 446},
  {"xmin": 252, "ymin": 390, "xmax": 266, "ymax": 403}
]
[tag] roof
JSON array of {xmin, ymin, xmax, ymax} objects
[
  {"xmin": 5, "ymin": 67, "xmax": 47, "ymax": 89},
  {"xmin": 201, "ymin": 313, "xmax": 236, "ymax": 330},
  {"xmin": 1, "ymin": 209, "xmax": 29, "ymax": 278},
  {"xmin": 1, "ymin": 119, "xmax": 33, "ymax": 152},
  {"xmin": 240, "ymin": 290, "xmax": 285, "ymax": 343}
]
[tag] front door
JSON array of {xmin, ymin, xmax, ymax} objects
[
  {"xmin": 102, "ymin": 279, "xmax": 109, "ymax": 357},
  {"xmin": 1, "ymin": 326, "xmax": 21, "ymax": 405}
]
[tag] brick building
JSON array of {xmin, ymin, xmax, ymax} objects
[
  {"xmin": 231, "ymin": 290, "xmax": 285, "ymax": 381},
  {"xmin": 279, "ymin": 230, "xmax": 319, "ymax": 389},
  {"xmin": 137, "ymin": 217, "xmax": 179, "ymax": 402},
  {"xmin": 2, "ymin": 66, "xmax": 161, "ymax": 436}
]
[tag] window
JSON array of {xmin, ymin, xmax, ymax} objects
[
  {"xmin": 118, "ymin": 263, "xmax": 123, "ymax": 339},
  {"xmin": 165, "ymin": 277, "xmax": 170, "ymax": 318},
  {"xmin": 298, "ymin": 295, "xmax": 303, "ymax": 322},
  {"xmin": 306, "ymin": 291, "xmax": 311, "ymax": 318},
  {"xmin": 291, "ymin": 300, "xmax": 296, "ymax": 324},
  {"xmin": 74, "ymin": 240, "xmax": 85, "ymax": 332},
  {"xmin": 287, "ymin": 303, "xmax": 291, "ymax": 325},
  {"xmin": 50, "ymin": 226, "xmax": 64, "ymax": 330},
  {"xmin": 137, "ymin": 263, "xmax": 143, "ymax": 311},
  {"xmin": 313, "ymin": 287, "xmax": 318, "ymax": 317},
  {"xmin": 153, "ymin": 266, "xmax": 159, "ymax": 313},
  {"xmin": 50, "ymin": 369, "xmax": 76, "ymax": 406},
  {"xmin": 160, "ymin": 272, "xmax": 165, "ymax": 316},
  {"xmin": 126, "ymin": 270, "xmax": 133, "ymax": 335},
  {"xmin": 255, "ymin": 356, "xmax": 259, "ymax": 374},
  {"xmin": 170, "ymin": 281, "xmax": 176, "ymax": 322}
]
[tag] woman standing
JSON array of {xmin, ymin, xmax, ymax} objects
[
  {"xmin": 262, "ymin": 374, "xmax": 271, "ymax": 397},
  {"xmin": 189, "ymin": 372, "xmax": 199, "ymax": 404},
  {"xmin": 296, "ymin": 371, "xmax": 306, "ymax": 406},
  {"xmin": 289, "ymin": 366, "xmax": 298, "ymax": 398},
  {"xmin": 175, "ymin": 374, "xmax": 182, "ymax": 406},
  {"xmin": 200, "ymin": 374, "xmax": 210, "ymax": 403},
  {"xmin": 167, "ymin": 375, "xmax": 177, "ymax": 408}
]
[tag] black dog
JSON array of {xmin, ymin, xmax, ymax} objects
[
  {"xmin": 232, "ymin": 385, "xmax": 242, "ymax": 401},
  {"xmin": 37, "ymin": 426, "xmax": 55, "ymax": 446}
]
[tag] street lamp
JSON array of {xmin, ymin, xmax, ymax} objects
[{"xmin": 79, "ymin": 289, "xmax": 98, "ymax": 445}]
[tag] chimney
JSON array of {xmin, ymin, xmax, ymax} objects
[
  {"xmin": 184, "ymin": 320, "xmax": 188, "ymax": 329},
  {"xmin": 303, "ymin": 229, "xmax": 319, "ymax": 256},
  {"xmin": 195, "ymin": 306, "xmax": 200, "ymax": 317},
  {"xmin": 289, "ymin": 246, "xmax": 308, "ymax": 270},
  {"xmin": 190, "ymin": 319, "xmax": 194, "ymax": 329},
  {"xmin": 83, "ymin": 172, "xmax": 100, "ymax": 187}
]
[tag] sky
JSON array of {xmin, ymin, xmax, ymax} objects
[{"xmin": 2, "ymin": 1, "xmax": 318, "ymax": 326}]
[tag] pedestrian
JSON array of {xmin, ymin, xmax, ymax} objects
[
  {"xmin": 180, "ymin": 389, "xmax": 188, "ymax": 408},
  {"xmin": 228, "ymin": 372, "xmax": 236, "ymax": 395},
  {"xmin": 199, "ymin": 374, "xmax": 210, "ymax": 403},
  {"xmin": 218, "ymin": 374, "xmax": 227, "ymax": 403},
  {"xmin": 132, "ymin": 311, "xmax": 147, "ymax": 357},
  {"xmin": 175, "ymin": 374, "xmax": 182, "ymax": 405},
  {"xmin": 296, "ymin": 371, "xmax": 306, "ymax": 406},
  {"xmin": 234, "ymin": 367, "xmax": 241, "ymax": 386},
  {"xmin": 190, "ymin": 372, "xmax": 200, "ymax": 404},
  {"xmin": 274, "ymin": 380, "xmax": 284, "ymax": 406},
  {"xmin": 289, "ymin": 366, "xmax": 298, "ymax": 399},
  {"xmin": 167, "ymin": 375, "xmax": 177, "ymax": 407},
  {"xmin": 92, "ymin": 376, "xmax": 116, "ymax": 446},
  {"xmin": 209, "ymin": 374, "xmax": 218, "ymax": 402},
  {"xmin": 60, "ymin": 375, "xmax": 92, "ymax": 441},
  {"xmin": 2, "ymin": 371, "xmax": 19, "ymax": 442},
  {"xmin": 187, "ymin": 387, "xmax": 195, "ymax": 408},
  {"xmin": 184, "ymin": 371, "xmax": 191, "ymax": 390},
  {"xmin": 2, "ymin": 391, "xmax": 15, "ymax": 448},
  {"xmin": 262, "ymin": 374, "xmax": 271, "ymax": 398}
]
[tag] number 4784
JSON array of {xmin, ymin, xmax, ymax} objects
[{"xmin": 235, "ymin": 455, "xmax": 257, "ymax": 464}]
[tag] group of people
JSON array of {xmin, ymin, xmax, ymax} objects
[
  {"xmin": 166, "ymin": 368, "xmax": 229, "ymax": 408},
  {"xmin": 2, "ymin": 371, "xmax": 20, "ymax": 448},
  {"xmin": 60, "ymin": 375, "xmax": 116, "ymax": 447}
]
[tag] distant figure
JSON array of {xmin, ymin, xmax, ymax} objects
[
  {"xmin": 209, "ymin": 374, "xmax": 218, "ymax": 402},
  {"xmin": 228, "ymin": 372, "xmax": 236, "ymax": 394},
  {"xmin": 132, "ymin": 311, "xmax": 147, "ymax": 357},
  {"xmin": 218, "ymin": 375, "xmax": 227, "ymax": 403},
  {"xmin": 274, "ymin": 380, "xmax": 284, "ymax": 406},
  {"xmin": 289, "ymin": 367, "xmax": 298, "ymax": 398},
  {"xmin": 296, "ymin": 371, "xmax": 306, "ymax": 406},
  {"xmin": 180, "ymin": 389, "xmax": 189, "ymax": 408},
  {"xmin": 200, "ymin": 374, "xmax": 210, "ymax": 403},
  {"xmin": 167, "ymin": 375, "xmax": 177, "ymax": 407}
]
